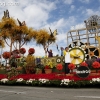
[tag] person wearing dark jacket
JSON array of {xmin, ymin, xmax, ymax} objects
[{"xmin": 47, "ymin": 48, "xmax": 53, "ymax": 57}]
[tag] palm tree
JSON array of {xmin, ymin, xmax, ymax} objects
[
  {"xmin": 12, "ymin": 20, "xmax": 37, "ymax": 50},
  {"xmin": 0, "ymin": 17, "xmax": 17, "ymax": 52},
  {"xmin": 0, "ymin": 10, "xmax": 37, "ymax": 53},
  {"xmin": 35, "ymin": 29, "xmax": 56, "ymax": 56},
  {"xmin": 0, "ymin": 37, "xmax": 5, "ymax": 48}
]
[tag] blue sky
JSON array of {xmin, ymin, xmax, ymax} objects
[{"xmin": 0, "ymin": 0, "xmax": 100, "ymax": 57}]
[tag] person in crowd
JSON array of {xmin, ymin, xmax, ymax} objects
[
  {"xmin": 63, "ymin": 47, "xmax": 71, "ymax": 74},
  {"xmin": 85, "ymin": 56, "xmax": 97, "ymax": 69},
  {"xmin": 47, "ymin": 48, "xmax": 53, "ymax": 57},
  {"xmin": 60, "ymin": 47, "xmax": 64, "ymax": 56},
  {"xmin": 63, "ymin": 47, "xmax": 77, "ymax": 74}
]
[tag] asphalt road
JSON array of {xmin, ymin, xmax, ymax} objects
[{"xmin": 0, "ymin": 86, "xmax": 100, "ymax": 100}]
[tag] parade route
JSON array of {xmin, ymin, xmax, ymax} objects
[{"xmin": 0, "ymin": 86, "xmax": 100, "ymax": 100}]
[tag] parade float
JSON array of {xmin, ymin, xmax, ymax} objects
[{"xmin": 0, "ymin": 10, "xmax": 100, "ymax": 87}]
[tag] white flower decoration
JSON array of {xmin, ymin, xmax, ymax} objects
[
  {"xmin": 96, "ymin": 78, "xmax": 100, "ymax": 82},
  {"xmin": 26, "ymin": 79, "xmax": 35, "ymax": 84},
  {"xmin": 39, "ymin": 78, "xmax": 49, "ymax": 83},
  {"xmin": 16, "ymin": 78, "xmax": 23, "ymax": 82},
  {"xmin": 92, "ymin": 78, "xmax": 97, "ymax": 82},
  {"xmin": 0, "ymin": 78, "xmax": 8, "ymax": 83},
  {"xmin": 61, "ymin": 79, "xmax": 71, "ymax": 85}
]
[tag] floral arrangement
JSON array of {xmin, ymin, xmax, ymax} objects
[
  {"xmin": 28, "ymin": 48, "xmax": 35, "ymax": 55},
  {"xmin": 16, "ymin": 78, "xmax": 24, "ymax": 82},
  {"xmin": 36, "ymin": 63, "xmax": 44, "ymax": 69},
  {"xmin": 92, "ymin": 61, "xmax": 100, "ymax": 69},
  {"xmin": 38, "ymin": 78, "xmax": 49, "ymax": 84},
  {"xmin": 2, "ymin": 52, "xmax": 11, "ymax": 59},
  {"xmin": 15, "ymin": 55, "xmax": 21, "ymax": 58},
  {"xmin": 0, "ymin": 78, "xmax": 8, "ymax": 83},
  {"xmin": 56, "ymin": 64, "xmax": 63, "ymax": 71},
  {"xmin": 45, "ymin": 61, "xmax": 55, "ymax": 69},
  {"xmin": 61, "ymin": 79, "xmax": 71, "ymax": 85},
  {"xmin": 68, "ymin": 63, "xmax": 76, "ymax": 70},
  {"xmin": 26, "ymin": 79, "xmax": 35, "ymax": 84},
  {"xmin": 12, "ymin": 49, "xmax": 19, "ymax": 54},
  {"xmin": 80, "ymin": 62, "xmax": 88, "ymax": 67},
  {"xmin": 48, "ymin": 61, "xmax": 54, "ymax": 68},
  {"xmin": 44, "ymin": 65, "xmax": 51, "ymax": 69},
  {"xmin": 0, "ymin": 74, "xmax": 100, "ymax": 88},
  {"xmin": 19, "ymin": 48, "xmax": 26, "ymax": 54},
  {"xmin": 26, "ymin": 55, "xmax": 35, "ymax": 65}
]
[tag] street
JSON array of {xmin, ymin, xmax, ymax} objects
[{"xmin": 0, "ymin": 86, "xmax": 100, "ymax": 100}]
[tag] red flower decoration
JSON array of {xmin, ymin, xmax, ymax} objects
[
  {"xmin": 12, "ymin": 49, "xmax": 19, "ymax": 54},
  {"xmin": 56, "ymin": 64, "xmax": 63, "ymax": 71},
  {"xmin": 28, "ymin": 48, "xmax": 35, "ymax": 54},
  {"xmin": 2, "ymin": 52, "xmax": 11, "ymax": 59},
  {"xmin": 80, "ymin": 62, "xmax": 88, "ymax": 67},
  {"xmin": 92, "ymin": 61, "xmax": 100, "ymax": 69},
  {"xmin": 45, "ymin": 65, "xmax": 50, "ymax": 69},
  {"xmin": 68, "ymin": 63, "xmax": 76, "ymax": 70},
  {"xmin": 15, "ymin": 55, "xmax": 21, "ymax": 58},
  {"xmin": 19, "ymin": 48, "xmax": 26, "ymax": 54}
]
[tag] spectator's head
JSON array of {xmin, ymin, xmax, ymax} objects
[
  {"xmin": 50, "ymin": 49, "xmax": 52, "ymax": 52},
  {"xmin": 65, "ymin": 47, "xmax": 69, "ymax": 51},
  {"xmin": 60, "ymin": 47, "xmax": 64, "ymax": 50}
]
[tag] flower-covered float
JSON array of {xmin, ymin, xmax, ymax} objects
[{"xmin": 0, "ymin": 12, "xmax": 100, "ymax": 87}]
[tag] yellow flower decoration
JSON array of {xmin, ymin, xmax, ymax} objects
[
  {"xmin": 47, "ymin": 61, "xmax": 55, "ymax": 68},
  {"xmin": 26, "ymin": 55, "xmax": 35, "ymax": 66}
]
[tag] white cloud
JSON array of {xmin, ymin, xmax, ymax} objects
[
  {"xmin": 0, "ymin": 0, "xmax": 56, "ymax": 29},
  {"xmin": 79, "ymin": 0, "xmax": 90, "ymax": 3},
  {"xmin": 43, "ymin": 16, "xmax": 76, "ymax": 33},
  {"xmin": 23, "ymin": 5, "xmax": 49, "ymax": 27},
  {"xmin": 69, "ymin": 5, "xmax": 75, "ymax": 12},
  {"xmin": 63, "ymin": 0, "xmax": 73, "ymax": 5},
  {"xmin": 56, "ymin": 34, "xmax": 67, "ymax": 43},
  {"xmin": 70, "ymin": 23, "xmax": 85, "ymax": 30},
  {"xmin": 86, "ymin": 9, "xmax": 100, "ymax": 16}
]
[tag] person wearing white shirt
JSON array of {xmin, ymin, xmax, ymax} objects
[{"xmin": 63, "ymin": 47, "xmax": 71, "ymax": 74}]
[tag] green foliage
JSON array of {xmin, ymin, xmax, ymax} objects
[{"xmin": 0, "ymin": 78, "xmax": 100, "ymax": 88}]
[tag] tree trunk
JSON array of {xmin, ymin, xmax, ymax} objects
[
  {"xmin": 44, "ymin": 48, "xmax": 48, "ymax": 57},
  {"xmin": 10, "ymin": 42, "xmax": 13, "ymax": 53}
]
